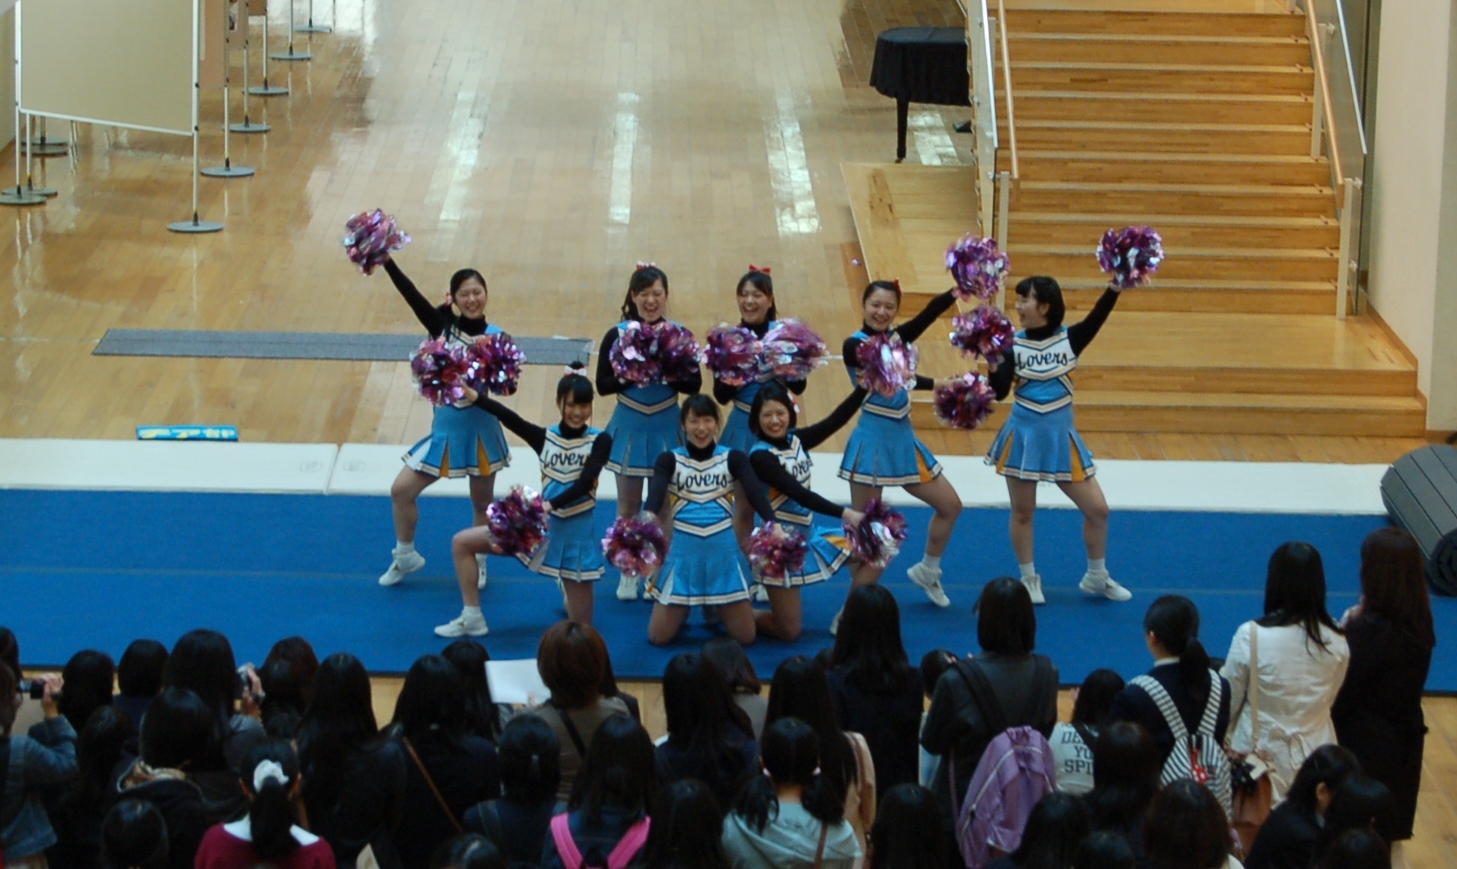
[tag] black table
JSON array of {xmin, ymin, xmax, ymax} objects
[{"xmin": 869, "ymin": 27, "xmax": 972, "ymax": 162}]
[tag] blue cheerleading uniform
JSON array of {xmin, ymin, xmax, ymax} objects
[
  {"xmin": 472, "ymin": 394, "xmax": 614, "ymax": 582},
  {"xmin": 643, "ymin": 443, "xmax": 777, "ymax": 606},
  {"xmin": 838, "ymin": 290, "xmax": 957, "ymax": 487},
  {"xmin": 597, "ymin": 321, "xmax": 703, "ymax": 477},
  {"xmin": 386, "ymin": 259, "xmax": 512, "ymax": 478},
  {"xmin": 987, "ymin": 288, "xmax": 1120, "ymax": 482},
  {"xmin": 713, "ymin": 319, "xmax": 807, "ymax": 453}
]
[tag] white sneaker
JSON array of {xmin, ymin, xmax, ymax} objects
[
  {"xmin": 476, "ymin": 554, "xmax": 489, "ymax": 590},
  {"xmin": 908, "ymin": 563, "xmax": 951, "ymax": 607},
  {"xmin": 829, "ymin": 607, "xmax": 844, "ymax": 636},
  {"xmin": 1022, "ymin": 574, "xmax": 1046, "ymax": 605},
  {"xmin": 378, "ymin": 549, "xmax": 425, "ymax": 586},
  {"xmin": 752, "ymin": 583, "xmax": 768, "ymax": 603},
  {"xmin": 1079, "ymin": 571, "xmax": 1133, "ymax": 602},
  {"xmin": 616, "ymin": 574, "xmax": 640, "ymax": 601},
  {"xmin": 434, "ymin": 609, "xmax": 489, "ymax": 637}
]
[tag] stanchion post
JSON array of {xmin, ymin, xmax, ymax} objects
[
  {"xmin": 296, "ymin": 0, "xmax": 331, "ymax": 33},
  {"xmin": 232, "ymin": 14, "xmax": 273, "ymax": 129},
  {"xmin": 202, "ymin": 11, "xmax": 254, "ymax": 178},
  {"xmin": 170, "ymin": 0, "xmax": 223, "ymax": 233},
  {"xmin": 249, "ymin": 0, "xmax": 289, "ymax": 96},
  {"xmin": 1, "ymin": 6, "xmax": 47, "ymax": 207},
  {"xmin": 271, "ymin": 0, "xmax": 312, "ymax": 61}
]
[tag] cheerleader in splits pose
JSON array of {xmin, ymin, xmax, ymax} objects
[
  {"xmin": 643, "ymin": 394, "xmax": 777, "ymax": 646},
  {"xmin": 435, "ymin": 365, "xmax": 613, "ymax": 637},
  {"xmin": 839, "ymin": 281, "xmax": 963, "ymax": 606},
  {"xmin": 747, "ymin": 383, "xmax": 871, "ymax": 640},
  {"xmin": 987, "ymin": 277, "xmax": 1130, "ymax": 604},
  {"xmin": 596, "ymin": 264, "xmax": 703, "ymax": 601},
  {"xmin": 377, "ymin": 254, "xmax": 510, "ymax": 590}
]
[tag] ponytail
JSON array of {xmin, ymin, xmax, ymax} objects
[
  {"xmin": 241, "ymin": 738, "xmax": 301, "ymax": 860},
  {"xmin": 737, "ymin": 717, "xmax": 845, "ymax": 834},
  {"xmin": 1143, "ymin": 595, "xmax": 1211, "ymax": 705},
  {"xmin": 1177, "ymin": 638, "xmax": 1212, "ymax": 706}
]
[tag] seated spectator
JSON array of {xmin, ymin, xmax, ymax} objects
[
  {"xmin": 49, "ymin": 705, "xmax": 134, "ymax": 869},
  {"xmin": 985, "ymin": 792, "xmax": 1091, "ymax": 869},
  {"xmin": 868, "ymin": 783, "xmax": 947, "ymax": 869},
  {"xmin": 262, "ymin": 636, "xmax": 320, "ymax": 710},
  {"xmin": 641, "ymin": 779, "xmax": 730, "ymax": 869},
  {"xmin": 114, "ymin": 639, "xmax": 169, "ymax": 731},
  {"xmin": 1316, "ymin": 828, "xmax": 1390, "ymax": 869},
  {"xmin": 1222, "ymin": 542, "xmax": 1349, "ymax": 801},
  {"xmin": 1, "ymin": 627, "xmax": 46, "ymax": 735},
  {"xmin": 258, "ymin": 658, "xmax": 309, "ymax": 739},
  {"xmin": 463, "ymin": 714, "xmax": 561, "ymax": 865},
  {"xmin": 429, "ymin": 834, "xmax": 505, "ymax": 869},
  {"xmin": 540, "ymin": 714, "xmax": 656, "ymax": 869},
  {"xmin": 656, "ymin": 652, "xmax": 756, "ymax": 811},
  {"xmin": 529, "ymin": 621, "xmax": 631, "ymax": 804},
  {"xmin": 115, "ymin": 687, "xmax": 214, "ymax": 869},
  {"xmin": 1083, "ymin": 721, "xmax": 1160, "ymax": 863},
  {"xmin": 1050, "ymin": 669, "xmax": 1124, "ymax": 795},
  {"xmin": 194, "ymin": 739, "xmax": 334, "ymax": 868},
  {"xmin": 0, "ymin": 663, "xmax": 77, "ymax": 865},
  {"xmin": 1075, "ymin": 832, "xmax": 1136, "ymax": 869},
  {"xmin": 101, "ymin": 798, "xmax": 170, "ymax": 869},
  {"xmin": 1143, "ymin": 780, "xmax": 1239, "ymax": 869},
  {"xmin": 442, "ymin": 639, "xmax": 503, "ymax": 741},
  {"xmin": 917, "ymin": 649, "xmax": 957, "ymax": 789},
  {"xmin": 1314, "ymin": 775, "xmax": 1398, "ymax": 857},
  {"xmin": 164, "ymin": 629, "xmax": 264, "ymax": 775},
  {"xmin": 1245, "ymin": 744, "xmax": 1361, "ymax": 869},
  {"xmin": 702, "ymin": 636, "xmax": 767, "ymax": 740},
  {"xmin": 57, "ymin": 650, "xmax": 116, "ymax": 732},
  {"xmin": 600, "ymin": 652, "xmax": 642, "ymax": 724}
]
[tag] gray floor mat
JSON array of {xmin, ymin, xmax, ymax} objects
[{"xmin": 94, "ymin": 330, "xmax": 593, "ymax": 364}]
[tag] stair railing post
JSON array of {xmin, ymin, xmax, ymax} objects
[
  {"xmin": 996, "ymin": 169, "xmax": 1011, "ymax": 309},
  {"xmin": 1335, "ymin": 177, "xmax": 1359, "ymax": 319}
]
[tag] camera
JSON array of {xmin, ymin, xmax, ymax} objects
[{"xmin": 17, "ymin": 679, "xmax": 47, "ymax": 700}]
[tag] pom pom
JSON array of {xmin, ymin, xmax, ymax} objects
[
  {"xmin": 702, "ymin": 325, "xmax": 763, "ymax": 387},
  {"xmin": 609, "ymin": 321, "xmax": 702, "ymax": 386},
  {"xmin": 411, "ymin": 338, "xmax": 474, "ymax": 406},
  {"xmin": 601, "ymin": 513, "xmax": 669, "ymax": 579},
  {"xmin": 654, "ymin": 321, "xmax": 703, "ymax": 384},
  {"xmin": 761, "ymin": 319, "xmax": 829, "ymax": 382},
  {"xmin": 1097, "ymin": 225, "xmax": 1164, "ymax": 289},
  {"xmin": 855, "ymin": 332, "xmax": 919, "ymax": 397},
  {"xmin": 467, "ymin": 333, "xmax": 527, "ymax": 396},
  {"xmin": 343, "ymin": 209, "xmax": 410, "ymax": 275},
  {"xmin": 945, "ymin": 234, "xmax": 1010, "ymax": 302},
  {"xmin": 933, "ymin": 372, "xmax": 997, "ymax": 431},
  {"xmin": 748, "ymin": 522, "xmax": 809, "ymax": 581},
  {"xmin": 949, "ymin": 305, "xmax": 1016, "ymax": 361},
  {"xmin": 484, "ymin": 486, "xmax": 550, "ymax": 557},
  {"xmin": 843, "ymin": 498, "xmax": 909, "ymax": 568}
]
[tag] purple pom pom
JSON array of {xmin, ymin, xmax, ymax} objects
[
  {"xmin": 654, "ymin": 321, "xmax": 702, "ymax": 384},
  {"xmin": 343, "ymin": 209, "xmax": 411, "ymax": 275},
  {"xmin": 945, "ymin": 234, "xmax": 1010, "ymax": 302},
  {"xmin": 411, "ymin": 338, "xmax": 473, "ymax": 406},
  {"xmin": 484, "ymin": 486, "xmax": 550, "ymax": 557},
  {"xmin": 609, "ymin": 321, "xmax": 702, "ymax": 386},
  {"xmin": 1096, "ymin": 225, "xmax": 1164, "ymax": 289},
  {"xmin": 843, "ymin": 498, "xmax": 909, "ymax": 568},
  {"xmin": 855, "ymin": 332, "xmax": 919, "ymax": 397},
  {"xmin": 601, "ymin": 513, "xmax": 669, "ymax": 579},
  {"xmin": 749, "ymin": 522, "xmax": 809, "ymax": 581},
  {"xmin": 703, "ymin": 325, "xmax": 763, "ymax": 387},
  {"xmin": 933, "ymin": 372, "xmax": 997, "ymax": 431},
  {"xmin": 468, "ymin": 333, "xmax": 527, "ymax": 396},
  {"xmin": 949, "ymin": 305, "xmax": 1015, "ymax": 361},
  {"xmin": 761, "ymin": 319, "xmax": 829, "ymax": 381}
]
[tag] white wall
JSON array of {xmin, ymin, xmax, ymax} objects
[{"xmin": 0, "ymin": 8, "xmax": 13, "ymax": 149}]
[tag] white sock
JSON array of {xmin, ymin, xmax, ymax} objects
[
  {"xmin": 476, "ymin": 553, "xmax": 487, "ymax": 565},
  {"xmin": 922, "ymin": 555, "xmax": 942, "ymax": 570},
  {"xmin": 1019, "ymin": 562, "xmax": 1037, "ymax": 579},
  {"xmin": 463, "ymin": 606, "xmax": 482, "ymax": 618},
  {"xmin": 1088, "ymin": 558, "xmax": 1107, "ymax": 575},
  {"xmin": 394, "ymin": 541, "xmax": 416, "ymax": 556}
]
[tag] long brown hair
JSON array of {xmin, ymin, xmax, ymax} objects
[{"xmin": 1360, "ymin": 527, "xmax": 1436, "ymax": 649}]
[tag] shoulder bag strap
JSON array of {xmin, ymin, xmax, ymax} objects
[
  {"xmin": 606, "ymin": 816, "xmax": 652, "ymax": 869},
  {"xmin": 953, "ymin": 659, "xmax": 1009, "ymax": 734},
  {"xmin": 813, "ymin": 820, "xmax": 831, "ymax": 869},
  {"xmin": 402, "ymin": 736, "xmax": 463, "ymax": 834},
  {"xmin": 550, "ymin": 813, "xmax": 585, "ymax": 869},
  {"xmin": 1248, "ymin": 624, "xmax": 1261, "ymax": 747},
  {"xmin": 1130, "ymin": 675, "xmax": 1188, "ymax": 741},
  {"xmin": 553, "ymin": 701, "xmax": 589, "ymax": 758},
  {"xmin": 1197, "ymin": 669, "xmax": 1224, "ymax": 736}
]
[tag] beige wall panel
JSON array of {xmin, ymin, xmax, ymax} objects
[{"xmin": 200, "ymin": 0, "xmax": 225, "ymax": 89}]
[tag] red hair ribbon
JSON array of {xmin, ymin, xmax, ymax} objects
[
  {"xmin": 635, "ymin": 261, "xmax": 658, "ymax": 271},
  {"xmin": 749, "ymin": 264, "xmax": 771, "ymax": 274},
  {"xmin": 891, "ymin": 278, "xmax": 901, "ymax": 289}
]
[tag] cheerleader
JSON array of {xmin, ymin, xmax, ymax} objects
[
  {"xmin": 643, "ymin": 394, "xmax": 778, "ymax": 646},
  {"xmin": 433, "ymin": 366, "xmax": 613, "ymax": 637},
  {"xmin": 377, "ymin": 253, "xmax": 510, "ymax": 591},
  {"xmin": 596, "ymin": 264, "xmax": 703, "ymax": 601},
  {"xmin": 839, "ymin": 281, "xmax": 963, "ymax": 606},
  {"xmin": 987, "ymin": 277, "xmax": 1130, "ymax": 605},
  {"xmin": 746, "ymin": 382, "xmax": 871, "ymax": 641}
]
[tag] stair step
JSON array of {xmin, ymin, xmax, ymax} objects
[
  {"xmin": 1011, "ymin": 120, "xmax": 1312, "ymax": 154},
  {"xmin": 1006, "ymin": 33, "xmax": 1311, "ymax": 66},
  {"xmin": 1005, "ymin": 150, "xmax": 1331, "ymax": 186},
  {"xmin": 1000, "ymin": 62, "xmax": 1313, "ymax": 96},
  {"xmin": 1008, "ymin": 212, "xmax": 1340, "ymax": 249},
  {"xmin": 1052, "ymin": 279, "xmax": 1334, "ymax": 315},
  {"xmin": 1010, "ymin": 181, "xmax": 1336, "ymax": 219},
  {"xmin": 1009, "ymin": 243, "xmax": 1338, "ymax": 282},
  {"xmin": 1004, "ymin": 10, "xmax": 1307, "ymax": 39},
  {"xmin": 1003, "ymin": 91, "xmax": 1313, "ymax": 126}
]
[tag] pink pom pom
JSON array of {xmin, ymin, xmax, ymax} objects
[
  {"xmin": 609, "ymin": 321, "xmax": 664, "ymax": 385},
  {"xmin": 411, "ymin": 338, "xmax": 474, "ymax": 406},
  {"xmin": 654, "ymin": 321, "xmax": 703, "ymax": 384},
  {"xmin": 949, "ymin": 305, "xmax": 1015, "ymax": 361},
  {"xmin": 945, "ymin": 234, "xmax": 1010, "ymax": 302},
  {"xmin": 343, "ymin": 209, "xmax": 410, "ymax": 275},
  {"xmin": 749, "ymin": 522, "xmax": 809, "ymax": 581},
  {"xmin": 855, "ymin": 332, "xmax": 919, "ymax": 397},
  {"xmin": 468, "ymin": 333, "xmax": 527, "ymax": 396},
  {"xmin": 484, "ymin": 486, "xmax": 550, "ymax": 557},
  {"xmin": 843, "ymin": 498, "xmax": 908, "ymax": 568},
  {"xmin": 1096, "ymin": 225, "xmax": 1164, "ymax": 289},
  {"xmin": 601, "ymin": 513, "xmax": 669, "ymax": 579},
  {"xmin": 933, "ymin": 372, "xmax": 997, "ymax": 431},
  {"xmin": 703, "ymin": 325, "xmax": 763, "ymax": 387},
  {"xmin": 761, "ymin": 319, "xmax": 829, "ymax": 381}
]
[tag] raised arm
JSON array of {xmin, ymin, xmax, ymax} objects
[
  {"xmin": 749, "ymin": 449, "xmax": 847, "ymax": 520},
  {"xmin": 643, "ymin": 451, "xmax": 678, "ymax": 515},
  {"xmin": 794, "ymin": 387, "xmax": 868, "ymax": 450},
  {"xmin": 547, "ymin": 433, "xmax": 614, "ymax": 510},
  {"xmin": 383, "ymin": 257, "xmax": 449, "ymax": 337},
  {"xmin": 895, "ymin": 288, "xmax": 958, "ymax": 344},
  {"xmin": 1066, "ymin": 287, "xmax": 1120, "ymax": 356},
  {"xmin": 989, "ymin": 348, "xmax": 1015, "ymax": 401},
  {"xmin": 596, "ymin": 328, "xmax": 627, "ymax": 396},
  {"xmin": 472, "ymin": 393, "xmax": 547, "ymax": 453},
  {"xmin": 727, "ymin": 450, "xmax": 777, "ymax": 522}
]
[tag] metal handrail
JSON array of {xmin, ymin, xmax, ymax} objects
[
  {"xmin": 995, "ymin": 0, "xmax": 1019, "ymax": 179},
  {"xmin": 1304, "ymin": 0, "xmax": 1343, "ymax": 190}
]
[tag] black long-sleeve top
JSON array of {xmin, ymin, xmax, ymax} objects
[
  {"xmin": 644, "ymin": 443, "xmax": 777, "ymax": 522},
  {"xmin": 747, "ymin": 387, "xmax": 866, "ymax": 519},
  {"xmin": 842, "ymin": 288, "xmax": 958, "ymax": 392},
  {"xmin": 472, "ymin": 394, "xmax": 613, "ymax": 511},
  {"xmin": 989, "ymin": 288, "xmax": 1120, "ymax": 401},
  {"xmin": 383, "ymin": 259, "xmax": 492, "ymax": 339},
  {"xmin": 711, "ymin": 318, "xmax": 809, "ymax": 405},
  {"xmin": 595, "ymin": 324, "xmax": 704, "ymax": 397}
]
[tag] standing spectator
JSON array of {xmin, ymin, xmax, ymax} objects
[
  {"xmin": 194, "ymin": 739, "xmax": 335, "ymax": 869},
  {"xmin": 530, "ymin": 621, "xmax": 630, "ymax": 803},
  {"xmin": 1, "ymin": 663, "xmax": 77, "ymax": 866},
  {"xmin": 463, "ymin": 715, "xmax": 561, "ymax": 865},
  {"xmin": 539, "ymin": 714, "xmax": 656, "ymax": 869},
  {"xmin": 114, "ymin": 639, "xmax": 169, "ymax": 731},
  {"xmin": 0, "ymin": 628, "xmax": 45, "ymax": 735},
  {"xmin": 1049, "ymin": 669, "xmax": 1124, "ymax": 795}
]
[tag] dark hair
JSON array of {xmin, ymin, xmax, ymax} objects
[
  {"xmin": 747, "ymin": 382, "xmax": 798, "ymax": 438},
  {"xmin": 259, "ymin": 658, "xmax": 308, "ymax": 732},
  {"xmin": 557, "ymin": 362, "xmax": 595, "ymax": 406},
  {"xmin": 1015, "ymin": 276, "xmax": 1066, "ymax": 329},
  {"xmin": 1086, "ymin": 721, "xmax": 1160, "ymax": 832},
  {"xmin": 1071, "ymin": 669, "xmax": 1126, "ymax": 725},
  {"xmin": 1360, "ymin": 527, "xmax": 1436, "ymax": 649},
  {"xmin": 661, "ymin": 653, "xmax": 754, "ymax": 805},
  {"xmin": 262, "ymin": 636, "xmax": 320, "ymax": 706},
  {"xmin": 679, "ymin": 393, "xmax": 721, "ymax": 426},
  {"xmin": 737, "ymin": 270, "xmax": 778, "ymax": 323},
  {"xmin": 0, "ymin": 662, "xmax": 17, "ymax": 735},
  {"xmin": 241, "ymin": 739, "xmax": 302, "ymax": 861},
  {"xmin": 869, "ymin": 783, "xmax": 947, "ymax": 869},
  {"xmin": 449, "ymin": 268, "xmax": 488, "ymax": 301},
  {"xmin": 976, "ymin": 578, "xmax": 1037, "ymax": 655},
  {"xmin": 861, "ymin": 279, "xmax": 901, "ymax": 305},
  {"xmin": 830, "ymin": 584, "xmax": 916, "ymax": 695},
  {"xmin": 101, "ymin": 798, "xmax": 169, "ymax": 869},
  {"xmin": 537, "ymin": 621, "xmax": 607, "ymax": 710},
  {"xmin": 736, "ymin": 716, "xmax": 844, "ymax": 832},
  {"xmin": 139, "ymin": 687, "xmax": 216, "ymax": 769},
  {"xmin": 1009, "ymin": 792, "xmax": 1092, "ymax": 869},
  {"xmin": 71, "ymin": 705, "xmax": 136, "ymax": 811},
  {"xmin": 1319, "ymin": 775, "xmax": 1398, "ymax": 851},
  {"xmin": 59, "ymin": 649, "xmax": 116, "ymax": 731},
  {"xmin": 1143, "ymin": 780, "xmax": 1232, "ymax": 869},
  {"xmin": 298, "ymin": 652, "xmax": 380, "ymax": 811},
  {"xmin": 430, "ymin": 833, "xmax": 507, "ymax": 869},
  {"xmin": 117, "ymin": 639, "xmax": 169, "ymax": 697},
  {"xmin": 1144, "ymin": 595, "xmax": 1212, "ymax": 705},
  {"xmin": 394, "ymin": 653, "xmax": 469, "ymax": 745},
  {"xmin": 1075, "ymin": 832, "xmax": 1136, "ymax": 869},
  {"xmin": 920, "ymin": 649, "xmax": 957, "ymax": 699},
  {"xmin": 620, "ymin": 265, "xmax": 670, "ymax": 320},
  {"xmin": 642, "ymin": 779, "xmax": 730, "ymax": 869},
  {"xmin": 765, "ymin": 656, "xmax": 857, "ymax": 806},
  {"xmin": 441, "ymin": 638, "xmax": 502, "ymax": 739},
  {"xmin": 164, "ymin": 628, "xmax": 239, "ymax": 736},
  {"xmin": 497, "ymin": 713, "xmax": 561, "ymax": 803},
  {"xmin": 568, "ymin": 713, "xmax": 657, "ymax": 823},
  {"xmin": 702, "ymin": 636, "xmax": 762, "ymax": 695},
  {"xmin": 1317, "ymin": 828, "xmax": 1391, "ymax": 869},
  {"xmin": 0, "ymin": 628, "xmax": 19, "ymax": 687},
  {"xmin": 1261, "ymin": 541, "xmax": 1341, "ymax": 652},
  {"xmin": 1285, "ymin": 744, "xmax": 1362, "ymax": 818}
]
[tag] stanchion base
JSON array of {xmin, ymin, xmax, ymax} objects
[
  {"xmin": 0, "ymin": 189, "xmax": 47, "ymax": 206},
  {"xmin": 201, "ymin": 165, "xmax": 256, "ymax": 178},
  {"xmin": 168, "ymin": 218, "xmax": 225, "ymax": 234},
  {"xmin": 296, "ymin": 24, "xmax": 331, "ymax": 32},
  {"xmin": 271, "ymin": 49, "xmax": 313, "ymax": 61},
  {"xmin": 229, "ymin": 121, "xmax": 272, "ymax": 134},
  {"xmin": 26, "ymin": 138, "xmax": 69, "ymax": 149},
  {"xmin": 19, "ymin": 184, "xmax": 58, "ymax": 197},
  {"xmin": 248, "ymin": 85, "xmax": 289, "ymax": 97},
  {"xmin": 22, "ymin": 143, "xmax": 68, "ymax": 157}
]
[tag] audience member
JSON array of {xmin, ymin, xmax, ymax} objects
[
  {"xmin": 463, "ymin": 713, "xmax": 560, "ymax": 863},
  {"xmin": 1315, "ymin": 775, "xmax": 1398, "ymax": 857},
  {"xmin": 429, "ymin": 834, "xmax": 506, "ymax": 869},
  {"xmin": 1143, "ymin": 780, "xmax": 1238, "ymax": 869},
  {"xmin": 0, "ymin": 662, "xmax": 76, "ymax": 865},
  {"xmin": 1075, "ymin": 832, "xmax": 1136, "ymax": 869},
  {"xmin": 56, "ymin": 650, "xmax": 115, "ymax": 733},
  {"xmin": 262, "ymin": 636, "xmax": 321, "ymax": 708},
  {"xmin": 194, "ymin": 738, "xmax": 335, "ymax": 869},
  {"xmin": 641, "ymin": 779, "xmax": 730, "ymax": 869},
  {"xmin": 1315, "ymin": 828, "xmax": 1390, "ymax": 869},
  {"xmin": 1050, "ymin": 668, "xmax": 1124, "ymax": 795},
  {"xmin": 115, "ymin": 687, "xmax": 213, "ymax": 869},
  {"xmin": 100, "ymin": 798, "xmax": 170, "ymax": 869},
  {"xmin": 441, "ymin": 639, "xmax": 504, "ymax": 741},
  {"xmin": 1082, "ymin": 721, "xmax": 1161, "ymax": 863},
  {"xmin": 530, "ymin": 621, "xmax": 631, "ymax": 803},
  {"xmin": 539, "ymin": 713, "xmax": 656, "ymax": 869},
  {"xmin": 702, "ymin": 636, "xmax": 767, "ymax": 740},
  {"xmin": 868, "ymin": 783, "xmax": 947, "ymax": 869},
  {"xmin": 164, "ymin": 629, "xmax": 265, "ymax": 774},
  {"xmin": 48, "ymin": 705, "xmax": 134, "ymax": 869},
  {"xmin": 985, "ymin": 791, "xmax": 1091, "ymax": 869},
  {"xmin": 1244, "ymin": 744, "xmax": 1361, "ymax": 869},
  {"xmin": 656, "ymin": 652, "xmax": 757, "ymax": 811},
  {"xmin": 917, "ymin": 648, "xmax": 957, "ymax": 788},
  {"xmin": 1, "ymin": 628, "xmax": 46, "ymax": 735},
  {"xmin": 114, "ymin": 639, "xmax": 169, "ymax": 730}
]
